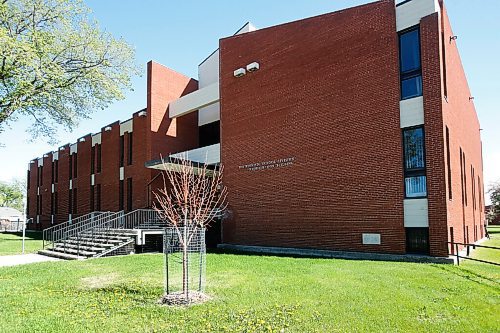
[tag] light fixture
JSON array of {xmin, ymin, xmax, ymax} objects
[
  {"xmin": 78, "ymin": 137, "xmax": 86, "ymax": 142},
  {"xmin": 138, "ymin": 110, "xmax": 147, "ymax": 117},
  {"xmin": 104, "ymin": 126, "xmax": 112, "ymax": 131},
  {"xmin": 450, "ymin": 35, "xmax": 458, "ymax": 42},
  {"xmin": 469, "ymin": 96, "xmax": 474, "ymax": 101},
  {"xmin": 246, "ymin": 62, "xmax": 260, "ymax": 72},
  {"xmin": 233, "ymin": 68, "xmax": 246, "ymax": 78}
]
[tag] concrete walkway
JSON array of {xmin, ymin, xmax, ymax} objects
[{"xmin": 0, "ymin": 254, "xmax": 60, "ymax": 267}]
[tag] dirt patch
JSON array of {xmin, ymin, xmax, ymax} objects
[
  {"xmin": 81, "ymin": 273, "xmax": 119, "ymax": 289},
  {"xmin": 158, "ymin": 291, "xmax": 211, "ymax": 306}
]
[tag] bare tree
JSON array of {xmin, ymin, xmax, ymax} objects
[{"xmin": 153, "ymin": 154, "xmax": 227, "ymax": 301}]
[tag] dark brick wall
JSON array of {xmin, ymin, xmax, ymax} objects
[{"xmin": 220, "ymin": 0, "xmax": 406, "ymax": 254}]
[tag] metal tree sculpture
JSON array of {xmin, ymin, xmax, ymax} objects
[{"xmin": 153, "ymin": 155, "xmax": 227, "ymax": 301}]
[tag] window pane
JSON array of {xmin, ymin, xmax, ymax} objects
[
  {"xmin": 401, "ymin": 75, "xmax": 422, "ymax": 99},
  {"xmin": 400, "ymin": 29, "xmax": 421, "ymax": 73},
  {"xmin": 403, "ymin": 127, "xmax": 425, "ymax": 170},
  {"xmin": 405, "ymin": 176, "xmax": 427, "ymax": 197}
]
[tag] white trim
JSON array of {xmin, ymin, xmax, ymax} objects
[
  {"xmin": 400, "ymin": 96, "xmax": 424, "ymax": 128},
  {"xmin": 91, "ymin": 133, "xmax": 102, "ymax": 146},
  {"xmin": 37, "ymin": 158, "xmax": 44, "ymax": 166},
  {"xmin": 396, "ymin": 0, "xmax": 440, "ymax": 32},
  {"xmin": 52, "ymin": 152, "xmax": 59, "ymax": 161},
  {"xmin": 91, "ymin": 174, "xmax": 95, "ymax": 186},
  {"xmin": 403, "ymin": 198, "xmax": 429, "ymax": 227},
  {"xmin": 120, "ymin": 167, "xmax": 124, "ymax": 181},
  {"xmin": 169, "ymin": 82, "xmax": 219, "ymax": 118},
  {"xmin": 69, "ymin": 179, "xmax": 72, "ymax": 190},
  {"xmin": 70, "ymin": 143, "xmax": 78, "ymax": 155},
  {"xmin": 51, "ymin": 184, "xmax": 55, "ymax": 193},
  {"xmin": 120, "ymin": 119, "xmax": 133, "ymax": 135}
]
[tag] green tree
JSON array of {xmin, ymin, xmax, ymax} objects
[
  {"xmin": 0, "ymin": 0, "xmax": 139, "ymax": 142},
  {"xmin": 487, "ymin": 181, "xmax": 500, "ymax": 223},
  {"xmin": 0, "ymin": 180, "xmax": 24, "ymax": 211}
]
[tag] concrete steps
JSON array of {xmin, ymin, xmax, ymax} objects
[{"xmin": 39, "ymin": 229, "xmax": 136, "ymax": 260}]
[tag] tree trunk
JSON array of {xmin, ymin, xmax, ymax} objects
[{"xmin": 182, "ymin": 221, "xmax": 188, "ymax": 301}]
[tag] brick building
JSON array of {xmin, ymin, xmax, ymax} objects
[{"xmin": 27, "ymin": 0, "xmax": 484, "ymax": 258}]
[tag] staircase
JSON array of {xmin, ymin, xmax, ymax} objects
[{"xmin": 39, "ymin": 209, "xmax": 164, "ymax": 260}]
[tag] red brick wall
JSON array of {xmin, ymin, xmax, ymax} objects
[
  {"xmin": 220, "ymin": 0, "xmax": 407, "ymax": 254},
  {"xmin": 97, "ymin": 122, "xmax": 121, "ymax": 211},
  {"xmin": 26, "ymin": 160, "xmax": 37, "ymax": 229},
  {"xmin": 420, "ymin": 13, "xmax": 449, "ymax": 257},
  {"xmin": 439, "ymin": 5, "xmax": 484, "ymax": 249},
  {"xmin": 75, "ymin": 134, "xmax": 92, "ymax": 216},
  {"xmin": 146, "ymin": 61, "xmax": 199, "ymax": 161}
]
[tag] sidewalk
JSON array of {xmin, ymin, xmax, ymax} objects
[{"xmin": 0, "ymin": 254, "xmax": 60, "ymax": 267}]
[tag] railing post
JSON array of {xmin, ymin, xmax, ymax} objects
[
  {"xmin": 466, "ymin": 245, "xmax": 470, "ymax": 257},
  {"xmin": 455, "ymin": 243, "xmax": 459, "ymax": 266}
]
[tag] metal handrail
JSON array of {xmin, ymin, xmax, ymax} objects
[
  {"xmin": 42, "ymin": 211, "xmax": 110, "ymax": 249},
  {"xmin": 447, "ymin": 241, "xmax": 500, "ymax": 266},
  {"xmin": 60, "ymin": 211, "xmax": 125, "ymax": 250},
  {"xmin": 74, "ymin": 209, "xmax": 162, "ymax": 257}
]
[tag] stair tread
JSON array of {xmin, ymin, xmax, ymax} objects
[
  {"xmin": 62, "ymin": 240, "xmax": 115, "ymax": 247},
  {"xmin": 54, "ymin": 243, "xmax": 107, "ymax": 251},
  {"xmin": 38, "ymin": 249, "xmax": 85, "ymax": 260},
  {"xmin": 53, "ymin": 247, "xmax": 97, "ymax": 256}
]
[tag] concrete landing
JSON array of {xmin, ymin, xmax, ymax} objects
[{"xmin": 0, "ymin": 254, "xmax": 60, "ymax": 267}]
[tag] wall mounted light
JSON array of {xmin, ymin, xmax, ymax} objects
[
  {"xmin": 78, "ymin": 137, "xmax": 86, "ymax": 142},
  {"xmin": 233, "ymin": 68, "xmax": 246, "ymax": 77},
  {"xmin": 246, "ymin": 62, "xmax": 260, "ymax": 72},
  {"xmin": 138, "ymin": 111, "xmax": 147, "ymax": 117},
  {"xmin": 59, "ymin": 147, "xmax": 66, "ymax": 151},
  {"xmin": 104, "ymin": 126, "xmax": 112, "ymax": 132},
  {"xmin": 469, "ymin": 96, "xmax": 474, "ymax": 101},
  {"xmin": 450, "ymin": 35, "xmax": 458, "ymax": 42}
]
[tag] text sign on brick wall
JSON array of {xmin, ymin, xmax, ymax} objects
[
  {"xmin": 362, "ymin": 233, "xmax": 381, "ymax": 245},
  {"xmin": 239, "ymin": 157, "xmax": 295, "ymax": 172}
]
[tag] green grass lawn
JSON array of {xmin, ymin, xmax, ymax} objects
[
  {"xmin": 0, "ymin": 231, "xmax": 43, "ymax": 255},
  {"xmin": 0, "ymin": 233, "xmax": 498, "ymax": 332}
]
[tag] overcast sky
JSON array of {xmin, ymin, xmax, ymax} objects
[{"xmin": 0, "ymin": 0, "xmax": 498, "ymax": 203}]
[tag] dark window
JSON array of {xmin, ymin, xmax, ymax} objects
[
  {"xmin": 478, "ymin": 176, "xmax": 482, "ymax": 211},
  {"xmin": 51, "ymin": 161, "xmax": 55, "ymax": 184},
  {"xmin": 406, "ymin": 227, "xmax": 429, "ymax": 254},
  {"xmin": 446, "ymin": 127, "xmax": 452, "ymax": 200},
  {"xmin": 463, "ymin": 151, "xmax": 467, "ymax": 206},
  {"xmin": 399, "ymin": 27, "xmax": 422, "ymax": 100},
  {"xmin": 450, "ymin": 227, "xmax": 454, "ymax": 254},
  {"xmin": 127, "ymin": 132, "xmax": 133, "ymax": 165},
  {"xmin": 127, "ymin": 178, "xmax": 132, "ymax": 212},
  {"xmin": 73, "ymin": 188, "xmax": 77, "ymax": 214},
  {"xmin": 38, "ymin": 166, "xmax": 43, "ymax": 186},
  {"xmin": 119, "ymin": 180, "xmax": 124, "ymax": 211},
  {"xmin": 51, "ymin": 193, "xmax": 54, "ymax": 215},
  {"xmin": 96, "ymin": 184, "xmax": 101, "ymax": 211},
  {"xmin": 91, "ymin": 146, "xmax": 95, "ymax": 174},
  {"xmin": 119, "ymin": 135, "xmax": 124, "ymax": 167},
  {"xmin": 27, "ymin": 170, "xmax": 30, "ymax": 189},
  {"xmin": 96, "ymin": 144, "xmax": 102, "ymax": 173},
  {"xmin": 199, "ymin": 121, "xmax": 221, "ymax": 147},
  {"xmin": 55, "ymin": 160, "xmax": 58, "ymax": 183},
  {"xmin": 54, "ymin": 192, "xmax": 58, "ymax": 215},
  {"xmin": 26, "ymin": 197, "xmax": 29, "ymax": 215},
  {"xmin": 90, "ymin": 185, "xmax": 95, "ymax": 212},
  {"xmin": 73, "ymin": 153, "xmax": 78, "ymax": 178},
  {"xmin": 69, "ymin": 154, "xmax": 73, "ymax": 180},
  {"xmin": 69, "ymin": 190, "xmax": 72, "ymax": 215},
  {"xmin": 403, "ymin": 127, "xmax": 426, "ymax": 198},
  {"xmin": 471, "ymin": 166, "xmax": 476, "ymax": 210},
  {"xmin": 441, "ymin": 32, "xmax": 448, "ymax": 98}
]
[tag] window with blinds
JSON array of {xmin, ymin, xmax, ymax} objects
[{"xmin": 403, "ymin": 126, "xmax": 427, "ymax": 198}]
